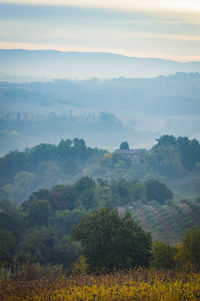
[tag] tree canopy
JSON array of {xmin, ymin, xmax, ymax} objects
[
  {"xmin": 120, "ymin": 141, "xmax": 130, "ymax": 150},
  {"xmin": 71, "ymin": 208, "xmax": 152, "ymax": 271},
  {"xmin": 144, "ymin": 179, "xmax": 173, "ymax": 204},
  {"xmin": 176, "ymin": 227, "xmax": 200, "ymax": 271}
]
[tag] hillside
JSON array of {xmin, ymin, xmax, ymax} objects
[
  {"xmin": 0, "ymin": 73, "xmax": 200, "ymax": 154},
  {"xmin": 1, "ymin": 50, "xmax": 200, "ymax": 79},
  {"xmin": 1, "ymin": 135, "xmax": 200, "ymax": 202},
  {"xmin": 0, "ymin": 134, "xmax": 200, "ymax": 248},
  {"xmin": 129, "ymin": 199, "xmax": 200, "ymax": 244}
]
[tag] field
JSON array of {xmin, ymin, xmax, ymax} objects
[
  {"xmin": 129, "ymin": 199, "xmax": 200, "ymax": 243},
  {"xmin": 1, "ymin": 270, "xmax": 200, "ymax": 300}
]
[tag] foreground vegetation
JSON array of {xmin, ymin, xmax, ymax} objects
[
  {"xmin": 0, "ymin": 135, "xmax": 200, "ymax": 299},
  {"xmin": 1, "ymin": 206, "xmax": 200, "ymax": 299},
  {"xmin": 0, "ymin": 269, "xmax": 200, "ymax": 300}
]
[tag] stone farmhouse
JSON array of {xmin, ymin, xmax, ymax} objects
[{"xmin": 114, "ymin": 148, "xmax": 146, "ymax": 164}]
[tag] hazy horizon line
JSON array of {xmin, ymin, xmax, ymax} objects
[{"xmin": 1, "ymin": 47, "xmax": 200, "ymax": 63}]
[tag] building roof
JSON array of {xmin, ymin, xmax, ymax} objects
[{"xmin": 115, "ymin": 148, "xmax": 146, "ymax": 155}]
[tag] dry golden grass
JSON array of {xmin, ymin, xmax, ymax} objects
[{"xmin": 0, "ymin": 270, "xmax": 200, "ymax": 300}]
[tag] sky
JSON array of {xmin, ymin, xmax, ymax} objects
[{"xmin": 0, "ymin": 0, "xmax": 200, "ymax": 61}]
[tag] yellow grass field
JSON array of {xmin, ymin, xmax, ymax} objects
[{"xmin": 0, "ymin": 270, "xmax": 200, "ymax": 300}]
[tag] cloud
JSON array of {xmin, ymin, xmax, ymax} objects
[
  {"xmin": 119, "ymin": 32, "xmax": 200, "ymax": 42},
  {"xmin": 1, "ymin": 0, "xmax": 200, "ymax": 14},
  {"xmin": 0, "ymin": 1, "xmax": 199, "ymax": 62}
]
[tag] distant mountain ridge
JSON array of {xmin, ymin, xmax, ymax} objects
[{"xmin": 0, "ymin": 49, "xmax": 200, "ymax": 80}]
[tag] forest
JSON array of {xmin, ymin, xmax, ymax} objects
[
  {"xmin": 0, "ymin": 134, "xmax": 200, "ymax": 269},
  {"xmin": 1, "ymin": 175, "xmax": 200, "ymax": 270},
  {"xmin": 0, "ymin": 134, "xmax": 200, "ymax": 204}
]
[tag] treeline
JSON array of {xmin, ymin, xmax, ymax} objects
[
  {"xmin": 0, "ymin": 135, "xmax": 200, "ymax": 203},
  {"xmin": 0, "ymin": 111, "xmax": 132, "ymax": 155},
  {"xmin": 0, "ymin": 138, "xmax": 106, "ymax": 202},
  {"xmin": 99, "ymin": 135, "xmax": 200, "ymax": 180},
  {"xmin": 149, "ymin": 135, "xmax": 200, "ymax": 174}
]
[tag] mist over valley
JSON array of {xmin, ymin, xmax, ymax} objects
[{"xmin": 0, "ymin": 66, "xmax": 200, "ymax": 154}]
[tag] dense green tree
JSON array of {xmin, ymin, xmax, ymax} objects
[
  {"xmin": 24, "ymin": 199, "xmax": 52, "ymax": 228},
  {"xmin": 131, "ymin": 182, "xmax": 146, "ymax": 202},
  {"xmin": 18, "ymin": 227, "xmax": 57, "ymax": 265},
  {"xmin": 112, "ymin": 152, "xmax": 127, "ymax": 168},
  {"xmin": 48, "ymin": 236, "xmax": 79, "ymax": 268},
  {"xmin": 48, "ymin": 190, "xmax": 68, "ymax": 210},
  {"xmin": 0, "ymin": 230, "xmax": 16, "ymax": 266},
  {"xmin": 176, "ymin": 227, "xmax": 200, "ymax": 271},
  {"xmin": 152, "ymin": 135, "xmax": 200, "ymax": 172},
  {"xmin": 151, "ymin": 241, "xmax": 177, "ymax": 270},
  {"xmin": 110, "ymin": 179, "xmax": 146, "ymax": 208},
  {"xmin": 18, "ymin": 226, "xmax": 78, "ymax": 267},
  {"xmin": 49, "ymin": 184, "xmax": 76, "ymax": 210},
  {"xmin": 147, "ymin": 144, "xmax": 184, "ymax": 179},
  {"xmin": 29, "ymin": 143, "xmax": 57, "ymax": 165},
  {"xmin": 95, "ymin": 179, "xmax": 113, "ymax": 209},
  {"xmin": 0, "ymin": 200, "xmax": 24, "ymax": 241},
  {"xmin": 2, "ymin": 171, "xmax": 37, "ymax": 203},
  {"xmin": 111, "ymin": 179, "xmax": 130, "ymax": 207},
  {"xmin": 177, "ymin": 137, "xmax": 200, "ymax": 170},
  {"xmin": 79, "ymin": 188, "xmax": 96, "ymax": 210},
  {"xmin": 0, "ymin": 138, "xmax": 103, "ymax": 203},
  {"xmin": 72, "ymin": 138, "xmax": 89, "ymax": 162},
  {"xmin": 71, "ymin": 208, "xmax": 152, "ymax": 271},
  {"xmin": 28, "ymin": 188, "xmax": 49, "ymax": 203},
  {"xmin": 74, "ymin": 176, "xmax": 96, "ymax": 194},
  {"xmin": 0, "ymin": 151, "xmax": 27, "ymax": 186},
  {"xmin": 57, "ymin": 139, "xmax": 72, "ymax": 159},
  {"xmin": 120, "ymin": 141, "xmax": 130, "ymax": 150},
  {"xmin": 144, "ymin": 179, "xmax": 173, "ymax": 204},
  {"xmin": 54, "ymin": 209, "xmax": 84, "ymax": 236},
  {"xmin": 153, "ymin": 135, "xmax": 177, "ymax": 149}
]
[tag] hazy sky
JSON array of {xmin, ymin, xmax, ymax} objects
[{"xmin": 0, "ymin": 0, "xmax": 200, "ymax": 61}]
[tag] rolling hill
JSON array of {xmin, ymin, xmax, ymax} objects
[{"xmin": 1, "ymin": 49, "xmax": 200, "ymax": 80}]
